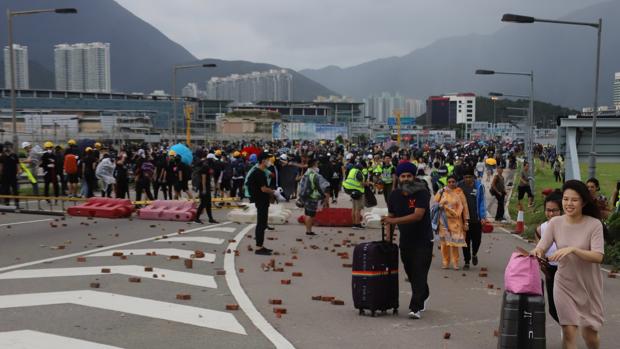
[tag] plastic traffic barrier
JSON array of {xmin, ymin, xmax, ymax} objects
[
  {"xmin": 137, "ymin": 200, "xmax": 197, "ymax": 221},
  {"xmin": 67, "ymin": 197, "xmax": 133, "ymax": 218},
  {"xmin": 227, "ymin": 204, "xmax": 291, "ymax": 225},
  {"xmin": 297, "ymin": 208, "xmax": 352, "ymax": 227}
]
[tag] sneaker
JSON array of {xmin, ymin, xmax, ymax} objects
[
  {"xmin": 255, "ymin": 247, "xmax": 272, "ymax": 256},
  {"xmin": 472, "ymin": 255, "xmax": 478, "ymax": 266},
  {"xmin": 266, "ymin": 226, "xmax": 275, "ymax": 231},
  {"xmin": 352, "ymin": 224, "xmax": 364, "ymax": 230},
  {"xmin": 463, "ymin": 263, "xmax": 470, "ymax": 270},
  {"xmin": 408, "ymin": 311, "xmax": 421, "ymax": 319},
  {"xmin": 193, "ymin": 218, "xmax": 204, "ymax": 224},
  {"xmin": 421, "ymin": 296, "xmax": 430, "ymax": 312},
  {"xmin": 208, "ymin": 219, "xmax": 219, "ymax": 224},
  {"xmin": 305, "ymin": 231, "xmax": 317, "ymax": 236}
]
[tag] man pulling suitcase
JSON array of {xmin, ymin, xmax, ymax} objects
[{"xmin": 382, "ymin": 162, "xmax": 433, "ymax": 319}]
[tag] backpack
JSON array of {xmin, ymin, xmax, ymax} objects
[
  {"xmin": 232, "ymin": 159, "xmax": 245, "ymax": 178},
  {"xmin": 141, "ymin": 161, "xmax": 155, "ymax": 179},
  {"xmin": 64, "ymin": 154, "xmax": 78, "ymax": 174},
  {"xmin": 299, "ymin": 172, "xmax": 322, "ymax": 201}
]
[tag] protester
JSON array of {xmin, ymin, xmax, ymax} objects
[
  {"xmin": 40, "ymin": 141, "xmax": 59, "ymax": 199},
  {"xmin": 518, "ymin": 161, "xmax": 534, "ymax": 208},
  {"xmin": 343, "ymin": 161, "xmax": 366, "ymax": 229},
  {"xmin": 379, "ymin": 153, "xmax": 397, "ymax": 205},
  {"xmin": 194, "ymin": 151, "xmax": 218, "ymax": 224},
  {"xmin": 0, "ymin": 143, "xmax": 20, "ymax": 207},
  {"xmin": 382, "ymin": 162, "xmax": 433, "ymax": 320},
  {"xmin": 246, "ymin": 152, "xmax": 275, "ymax": 256},
  {"xmin": 490, "ymin": 167, "xmax": 507, "ymax": 222},
  {"xmin": 532, "ymin": 180, "xmax": 604, "ymax": 349},
  {"xmin": 299, "ymin": 157, "xmax": 331, "ymax": 236}
]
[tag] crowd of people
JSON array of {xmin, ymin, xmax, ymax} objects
[{"xmin": 1, "ymin": 137, "xmax": 618, "ymax": 348}]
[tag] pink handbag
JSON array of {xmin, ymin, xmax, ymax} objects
[{"xmin": 504, "ymin": 252, "xmax": 543, "ymax": 295}]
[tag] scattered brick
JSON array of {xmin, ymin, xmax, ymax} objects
[
  {"xmin": 331, "ymin": 299, "xmax": 345, "ymax": 305},
  {"xmin": 144, "ymin": 267, "xmax": 153, "ymax": 272},
  {"xmin": 609, "ymin": 273, "xmax": 617, "ymax": 279},
  {"xmin": 359, "ymin": 236, "xmax": 366, "ymax": 240},
  {"xmin": 153, "ymin": 274, "xmax": 158, "ymax": 278},
  {"xmin": 216, "ymin": 270, "xmax": 226, "ymax": 276},
  {"xmin": 292, "ymin": 255, "xmax": 298, "ymax": 260},
  {"xmin": 184, "ymin": 259, "xmax": 193, "ymax": 269},
  {"xmin": 149, "ymin": 225, "xmax": 156, "ymax": 228},
  {"xmin": 128, "ymin": 277, "xmax": 141, "ymax": 283},
  {"xmin": 311, "ymin": 295, "xmax": 322, "ymax": 301},
  {"xmin": 480, "ymin": 267, "xmax": 488, "ymax": 272},
  {"xmin": 228, "ymin": 239, "xmax": 236, "ymax": 243},
  {"xmin": 273, "ymin": 268, "xmax": 284, "ymax": 272},
  {"xmin": 462, "ymin": 273, "xmax": 467, "ymax": 277},
  {"xmin": 443, "ymin": 332, "xmax": 451, "ymax": 340},
  {"xmin": 101, "ymin": 268, "xmax": 111, "ymax": 273},
  {"xmin": 239, "ymin": 268, "xmax": 244, "ymax": 273},
  {"xmin": 176, "ymin": 293, "xmax": 191, "ymax": 300},
  {"xmin": 487, "ymin": 283, "xmax": 494, "ymax": 289},
  {"xmin": 342, "ymin": 263, "xmax": 353, "ymax": 268},
  {"xmin": 90, "ymin": 282, "xmax": 100, "ymax": 288},
  {"xmin": 292, "ymin": 272, "xmax": 303, "ymax": 277},
  {"xmin": 269, "ymin": 299, "xmax": 283, "ymax": 305},
  {"xmin": 76, "ymin": 257, "xmax": 86, "ymax": 262},
  {"xmin": 169, "ymin": 255, "xmax": 179, "ymax": 260},
  {"xmin": 284, "ymin": 262, "xmax": 294, "ymax": 267},
  {"xmin": 273, "ymin": 251, "xmax": 280, "ymax": 256},
  {"xmin": 494, "ymin": 330, "xmax": 499, "ymax": 337},
  {"xmin": 120, "ymin": 255, "xmax": 128, "ymax": 260},
  {"xmin": 296, "ymin": 238, "xmax": 303, "ymax": 242},
  {"xmin": 194, "ymin": 250, "xmax": 205, "ymax": 258},
  {"xmin": 112, "ymin": 252, "xmax": 124, "ymax": 257},
  {"xmin": 321, "ymin": 296, "xmax": 335, "ymax": 302},
  {"xmin": 226, "ymin": 304, "xmax": 240, "ymax": 311},
  {"xmin": 479, "ymin": 272, "xmax": 488, "ymax": 277},
  {"xmin": 273, "ymin": 307, "xmax": 287, "ymax": 314},
  {"xmin": 280, "ymin": 279, "xmax": 291, "ymax": 285}
]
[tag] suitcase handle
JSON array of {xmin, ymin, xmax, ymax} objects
[{"xmin": 381, "ymin": 223, "xmax": 394, "ymax": 243}]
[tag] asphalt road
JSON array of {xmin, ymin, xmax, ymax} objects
[{"xmin": 1, "ymin": 191, "xmax": 620, "ymax": 348}]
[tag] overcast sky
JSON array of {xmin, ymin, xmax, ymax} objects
[{"xmin": 115, "ymin": 0, "xmax": 606, "ymax": 70}]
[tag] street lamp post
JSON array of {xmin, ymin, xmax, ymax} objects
[
  {"xmin": 501, "ymin": 13, "xmax": 602, "ymax": 179},
  {"xmin": 477, "ymin": 69, "xmax": 535, "ymax": 192},
  {"xmin": 171, "ymin": 63, "xmax": 216, "ymax": 142},
  {"xmin": 7, "ymin": 8, "xmax": 77, "ymax": 147}
]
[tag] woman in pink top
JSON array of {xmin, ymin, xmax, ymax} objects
[{"xmin": 531, "ymin": 180, "xmax": 604, "ymax": 349}]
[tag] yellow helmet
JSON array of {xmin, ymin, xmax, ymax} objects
[
  {"xmin": 67, "ymin": 139, "xmax": 77, "ymax": 146},
  {"xmin": 94, "ymin": 142, "xmax": 102, "ymax": 149},
  {"xmin": 233, "ymin": 151, "xmax": 241, "ymax": 157},
  {"xmin": 215, "ymin": 149, "xmax": 222, "ymax": 156},
  {"xmin": 168, "ymin": 150, "xmax": 176, "ymax": 157},
  {"xmin": 242, "ymin": 151, "xmax": 248, "ymax": 157},
  {"xmin": 85, "ymin": 147, "xmax": 93, "ymax": 152},
  {"xmin": 44, "ymin": 141, "xmax": 54, "ymax": 149}
]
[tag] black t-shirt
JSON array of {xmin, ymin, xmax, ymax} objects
[
  {"xmin": 387, "ymin": 187, "xmax": 432, "ymax": 247},
  {"xmin": 459, "ymin": 182, "xmax": 479, "ymax": 222},
  {"xmin": 0, "ymin": 153, "xmax": 19, "ymax": 180},
  {"xmin": 247, "ymin": 167, "xmax": 270, "ymax": 206}
]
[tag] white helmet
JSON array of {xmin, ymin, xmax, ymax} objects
[
  {"xmin": 279, "ymin": 154, "xmax": 288, "ymax": 161},
  {"xmin": 345, "ymin": 153, "xmax": 353, "ymax": 160},
  {"xmin": 207, "ymin": 153, "xmax": 216, "ymax": 160},
  {"xmin": 21, "ymin": 141, "xmax": 31, "ymax": 149},
  {"xmin": 367, "ymin": 154, "xmax": 373, "ymax": 160}
]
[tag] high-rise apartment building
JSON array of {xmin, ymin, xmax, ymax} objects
[
  {"xmin": 54, "ymin": 42, "xmax": 111, "ymax": 93},
  {"xmin": 182, "ymin": 82, "xmax": 198, "ymax": 98},
  {"xmin": 363, "ymin": 92, "xmax": 424, "ymax": 122},
  {"xmin": 206, "ymin": 69, "xmax": 292, "ymax": 102},
  {"xmin": 426, "ymin": 93, "xmax": 476, "ymax": 127},
  {"xmin": 3, "ymin": 44, "xmax": 29, "ymax": 89},
  {"xmin": 614, "ymin": 72, "xmax": 620, "ymax": 107}
]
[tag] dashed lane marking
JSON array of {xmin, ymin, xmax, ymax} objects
[
  {"xmin": 0, "ymin": 222, "xmax": 231, "ymax": 274},
  {"xmin": 157, "ymin": 236, "xmax": 225, "ymax": 245},
  {"xmin": 201, "ymin": 227, "xmax": 237, "ymax": 233},
  {"xmin": 87, "ymin": 248, "xmax": 216, "ymax": 262},
  {"xmin": 0, "ymin": 330, "xmax": 124, "ymax": 349},
  {"xmin": 0, "ymin": 265, "xmax": 217, "ymax": 288},
  {"xmin": 0, "ymin": 218, "xmax": 54, "ymax": 227},
  {"xmin": 0, "ymin": 290, "xmax": 246, "ymax": 334}
]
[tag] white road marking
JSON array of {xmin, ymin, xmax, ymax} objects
[
  {"xmin": 0, "ymin": 218, "xmax": 54, "ymax": 227},
  {"xmin": 0, "ymin": 265, "xmax": 217, "ymax": 288},
  {"xmin": 87, "ymin": 248, "xmax": 216, "ymax": 262},
  {"xmin": 157, "ymin": 236, "xmax": 225, "ymax": 245},
  {"xmin": 0, "ymin": 222, "xmax": 231, "ymax": 274},
  {"xmin": 0, "ymin": 330, "xmax": 124, "ymax": 349},
  {"xmin": 0, "ymin": 290, "xmax": 246, "ymax": 335},
  {"xmin": 201, "ymin": 227, "xmax": 237, "ymax": 233},
  {"xmin": 225, "ymin": 224, "xmax": 295, "ymax": 349}
]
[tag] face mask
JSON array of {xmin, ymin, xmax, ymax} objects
[{"xmin": 400, "ymin": 180, "xmax": 415, "ymax": 194}]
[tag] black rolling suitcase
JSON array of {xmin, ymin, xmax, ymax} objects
[
  {"xmin": 497, "ymin": 291, "xmax": 546, "ymax": 349},
  {"xmin": 352, "ymin": 224, "xmax": 399, "ymax": 316}
]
